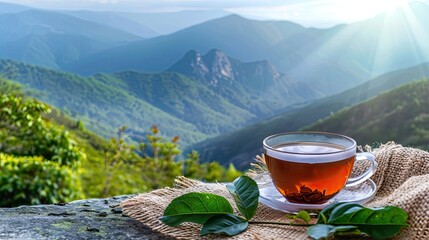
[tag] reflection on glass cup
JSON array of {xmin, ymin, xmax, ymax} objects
[{"xmin": 263, "ymin": 132, "xmax": 377, "ymax": 204}]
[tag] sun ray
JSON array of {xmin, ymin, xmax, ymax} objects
[
  {"xmin": 284, "ymin": 20, "xmax": 373, "ymax": 93},
  {"xmin": 282, "ymin": 0, "xmax": 429, "ymax": 97},
  {"xmin": 401, "ymin": 4, "xmax": 429, "ymax": 59},
  {"xmin": 369, "ymin": 3, "xmax": 429, "ymax": 76}
]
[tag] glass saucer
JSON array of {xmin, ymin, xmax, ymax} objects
[{"xmin": 254, "ymin": 172, "xmax": 377, "ymax": 214}]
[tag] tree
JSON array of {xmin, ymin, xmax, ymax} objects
[
  {"xmin": 101, "ymin": 126, "xmax": 138, "ymax": 196},
  {"xmin": 94, "ymin": 125, "xmax": 243, "ymax": 198}
]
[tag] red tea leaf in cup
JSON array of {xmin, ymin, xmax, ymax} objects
[{"xmin": 286, "ymin": 186, "xmax": 338, "ymax": 204}]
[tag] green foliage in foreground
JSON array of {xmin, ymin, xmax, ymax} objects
[
  {"xmin": 162, "ymin": 176, "xmax": 257, "ymax": 236},
  {"xmin": 0, "ymin": 154, "xmax": 83, "ymax": 207},
  {"xmin": 309, "ymin": 202, "xmax": 408, "ymax": 239}
]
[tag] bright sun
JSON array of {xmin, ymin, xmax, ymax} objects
[
  {"xmin": 362, "ymin": 0, "xmax": 411, "ymax": 12},
  {"xmin": 333, "ymin": 0, "xmax": 412, "ymax": 21}
]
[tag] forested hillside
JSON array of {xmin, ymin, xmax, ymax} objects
[
  {"xmin": 304, "ymin": 79, "xmax": 429, "ymax": 150},
  {"xmin": 0, "ymin": 60, "xmax": 206, "ymax": 144}
]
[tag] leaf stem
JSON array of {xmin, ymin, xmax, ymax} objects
[{"xmin": 248, "ymin": 221, "xmax": 313, "ymax": 227}]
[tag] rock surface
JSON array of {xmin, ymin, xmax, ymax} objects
[{"xmin": 0, "ymin": 195, "xmax": 169, "ymax": 240}]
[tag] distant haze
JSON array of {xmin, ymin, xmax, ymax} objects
[{"xmin": 2, "ymin": 0, "xmax": 429, "ymax": 27}]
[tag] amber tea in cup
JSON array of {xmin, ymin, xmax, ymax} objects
[{"xmin": 263, "ymin": 132, "xmax": 377, "ymax": 204}]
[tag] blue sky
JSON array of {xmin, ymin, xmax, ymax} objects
[{"xmin": 2, "ymin": 0, "xmax": 429, "ymax": 27}]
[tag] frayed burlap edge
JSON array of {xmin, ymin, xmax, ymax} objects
[{"xmin": 121, "ymin": 142, "xmax": 429, "ymax": 239}]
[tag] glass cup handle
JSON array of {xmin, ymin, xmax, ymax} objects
[{"xmin": 345, "ymin": 152, "xmax": 378, "ymax": 187}]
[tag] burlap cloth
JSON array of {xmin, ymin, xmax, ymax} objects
[{"xmin": 121, "ymin": 142, "xmax": 429, "ymax": 239}]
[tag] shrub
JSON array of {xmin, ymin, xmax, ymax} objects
[
  {"xmin": 0, "ymin": 154, "xmax": 83, "ymax": 207},
  {"xmin": 0, "ymin": 93, "xmax": 85, "ymax": 167}
]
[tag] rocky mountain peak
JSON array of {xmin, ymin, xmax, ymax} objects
[
  {"xmin": 167, "ymin": 49, "xmax": 236, "ymax": 85},
  {"xmin": 188, "ymin": 50, "xmax": 209, "ymax": 76},
  {"xmin": 203, "ymin": 49, "xmax": 228, "ymax": 60},
  {"xmin": 167, "ymin": 49, "xmax": 208, "ymax": 78},
  {"xmin": 202, "ymin": 49, "xmax": 235, "ymax": 82},
  {"xmin": 167, "ymin": 49, "xmax": 286, "ymax": 89}
]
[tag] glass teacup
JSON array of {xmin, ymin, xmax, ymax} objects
[{"xmin": 263, "ymin": 132, "xmax": 377, "ymax": 204}]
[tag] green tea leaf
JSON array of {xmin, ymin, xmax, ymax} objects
[
  {"xmin": 161, "ymin": 192, "xmax": 233, "ymax": 226},
  {"xmin": 200, "ymin": 214, "xmax": 248, "ymax": 236},
  {"xmin": 291, "ymin": 210, "xmax": 311, "ymax": 223},
  {"xmin": 226, "ymin": 176, "xmax": 259, "ymax": 220},
  {"xmin": 307, "ymin": 224, "xmax": 359, "ymax": 240},
  {"xmin": 330, "ymin": 205, "xmax": 408, "ymax": 239},
  {"xmin": 317, "ymin": 202, "xmax": 362, "ymax": 224},
  {"xmin": 328, "ymin": 202, "xmax": 365, "ymax": 222},
  {"xmin": 317, "ymin": 202, "xmax": 409, "ymax": 239}
]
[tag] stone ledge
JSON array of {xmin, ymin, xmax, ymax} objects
[{"xmin": 0, "ymin": 195, "xmax": 169, "ymax": 240}]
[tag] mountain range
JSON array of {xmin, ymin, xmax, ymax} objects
[
  {"xmin": 0, "ymin": 3, "xmax": 229, "ymax": 70},
  {"xmin": 0, "ymin": 9, "xmax": 140, "ymax": 69},
  {"xmin": 167, "ymin": 49, "xmax": 322, "ymax": 112},
  {"xmin": 114, "ymin": 9, "xmax": 230, "ymax": 35},
  {"xmin": 66, "ymin": 14, "xmax": 342, "ymax": 79},
  {"xmin": 0, "ymin": 47, "xmax": 317, "ymax": 146},
  {"xmin": 62, "ymin": 10, "xmax": 158, "ymax": 38},
  {"xmin": 3, "ymin": 2, "xmax": 429, "ymax": 98},
  {"xmin": 65, "ymin": 2, "xmax": 429, "ymax": 97},
  {"xmin": 0, "ymin": 2, "xmax": 227, "ymax": 36}
]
